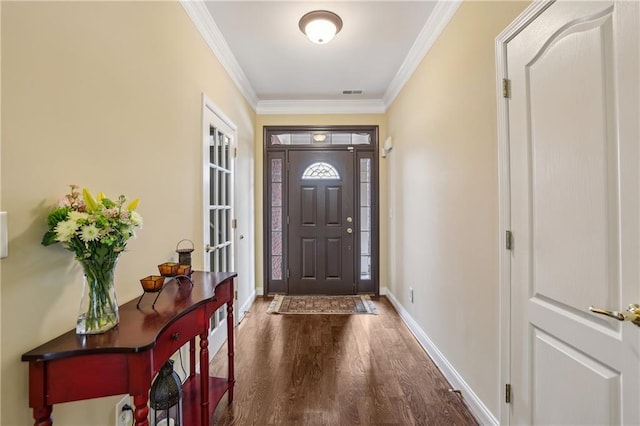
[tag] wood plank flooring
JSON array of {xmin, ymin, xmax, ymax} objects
[{"xmin": 210, "ymin": 296, "xmax": 479, "ymax": 426}]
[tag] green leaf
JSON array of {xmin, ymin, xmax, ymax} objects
[
  {"xmin": 47, "ymin": 207, "xmax": 70, "ymax": 228},
  {"xmin": 41, "ymin": 231, "xmax": 58, "ymax": 246}
]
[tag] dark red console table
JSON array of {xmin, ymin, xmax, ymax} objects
[{"xmin": 21, "ymin": 271, "xmax": 236, "ymax": 426}]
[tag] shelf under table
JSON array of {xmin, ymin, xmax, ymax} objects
[{"xmin": 182, "ymin": 374, "xmax": 232, "ymax": 424}]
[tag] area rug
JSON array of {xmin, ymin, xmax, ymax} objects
[{"xmin": 267, "ymin": 294, "xmax": 378, "ymax": 315}]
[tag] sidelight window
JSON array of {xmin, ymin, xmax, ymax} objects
[
  {"xmin": 360, "ymin": 158, "xmax": 372, "ymax": 280},
  {"xmin": 271, "ymin": 158, "xmax": 284, "ymax": 280}
]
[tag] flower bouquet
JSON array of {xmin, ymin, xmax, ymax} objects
[{"xmin": 42, "ymin": 185, "xmax": 143, "ymax": 334}]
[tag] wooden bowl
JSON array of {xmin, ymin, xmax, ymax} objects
[
  {"xmin": 158, "ymin": 262, "xmax": 179, "ymax": 276},
  {"xmin": 140, "ymin": 275, "xmax": 165, "ymax": 292},
  {"xmin": 176, "ymin": 264, "xmax": 192, "ymax": 275}
]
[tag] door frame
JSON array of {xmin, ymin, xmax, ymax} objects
[
  {"xmin": 495, "ymin": 2, "xmax": 554, "ymax": 424},
  {"xmin": 263, "ymin": 125, "xmax": 379, "ymax": 296}
]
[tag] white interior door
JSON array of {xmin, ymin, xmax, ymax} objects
[
  {"xmin": 506, "ymin": 1, "xmax": 639, "ymax": 424},
  {"xmin": 202, "ymin": 96, "xmax": 236, "ymax": 356}
]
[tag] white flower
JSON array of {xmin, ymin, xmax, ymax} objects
[
  {"xmin": 80, "ymin": 224, "xmax": 100, "ymax": 242},
  {"xmin": 130, "ymin": 211, "xmax": 143, "ymax": 227},
  {"xmin": 68, "ymin": 211, "xmax": 89, "ymax": 223},
  {"xmin": 55, "ymin": 220, "xmax": 79, "ymax": 242}
]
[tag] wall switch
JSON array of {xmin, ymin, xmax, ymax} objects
[
  {"xmin": 409, "ymin": 287, "xmax": 414, "ymax": 303},
  {"xmin": 0, "ymin": 212, "xmax": 7, "ymax": 259}
]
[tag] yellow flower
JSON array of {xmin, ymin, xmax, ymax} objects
[
  {"xmin": 82, "ymin": 188, "xmax": 98, "ymax": 211},
  {"xmin": 126, "ymin": 198, "xmax": 140, "ymax": 211}
]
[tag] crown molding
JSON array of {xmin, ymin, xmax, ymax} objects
[
  {"xmin": 180, "ymin": 0, "xmax": 258, "ymax": 109},
  {"xmin": 256, "ymin": 99, "xmax": 386, "ymax": 115},
  {"xmin": 382, "ymin": 0, "xmax": 462, "ymax": 107},
  {"xmin": 182, "ymin": 0, "xmax": 460, "ymax": 115}
]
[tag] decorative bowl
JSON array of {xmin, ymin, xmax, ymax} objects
[
  {"xmin": 158, "ymin": 262, "xmax": 179, "ymax": 276},
  {"xmin": 176, "ymin": 264, "xmax": 192, "ymax": 276},
  {"xmin": 140, "ymin": 275, "xmax": 165, "ymax": 292}
]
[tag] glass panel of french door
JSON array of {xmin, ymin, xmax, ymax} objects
[{"xmin": 203, "ymin": 100, "xmax": 235, "ymax": 337}]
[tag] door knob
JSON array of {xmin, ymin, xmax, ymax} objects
[
  {"xmin": 589, "ymin": 304, "xmax": 640, "ymax": 327},
  {"xmin": 346, "ymin": 228, "xmax": 353, "ymax": 234},
  {"xmin": 346, "ymin": 216, "xmax": 353, "ymax": 223}
]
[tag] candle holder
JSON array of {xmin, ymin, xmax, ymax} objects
[
  {"xmin": 158, "ymin": 262, "xmax": 179, "ymax": 277},
  {"xmin": 176, "ymin": 264, "xmax": 191, "ymax": 276},
  {"xmin": 140, "ymin": 275, "xmax": 165, "ymax": 292},
  {"xmin": 137, "ymin": 274, "xmax": 193, "ymax": 309}
]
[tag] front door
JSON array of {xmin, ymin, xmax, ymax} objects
[
  {"xmin": 288, "ymin": 150, "xmax": 355, "ymax": 294},
  {"xmin": 505, "ymin": 1, "xmax": 639, "ymax": 424},
  {"xmin": 264, "ymin": 126, "xmax": 379, "ymax": 296}
]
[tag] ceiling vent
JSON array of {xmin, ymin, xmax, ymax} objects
[{"xmin": 342, "ymin": 90, "xmax": 363, "ymax": 95}]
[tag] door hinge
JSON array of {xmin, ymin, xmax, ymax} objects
[
  {"xmin": 287, "ymin": 215, "xmax": 290, "ymax": 225},
  {"xmin": 502, "ymin": 78, "xmax": 511, "ymax": 99},
  {"xmin": 287, "ymin": 269, "xmax": 290, "ymax": 279},
  {"xmin": 505, "ymin": 384, "xmax": 512, "ymax": 403},
  {"xmin": 232, "ymin": 218, "xmax": 237, "ymax": 229},
  {"xmin": 233, "ymin": 147, "xmax": 238, "ymax": 158},
  {"xmin": 234, "ymin": 290, "xmax": 238, "ymax": 300},
  {"xmin": 506, "ymin": 230, "xmax": 513, "ymax": 250}
]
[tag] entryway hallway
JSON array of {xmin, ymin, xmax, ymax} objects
[{"xmin": 210, "ymin": 297, "xmax": 478, "ymax": 425}]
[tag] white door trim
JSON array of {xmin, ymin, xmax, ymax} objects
[{"xmin": 495, "ymin": 2, "xmax": 555, "ymax": 424}]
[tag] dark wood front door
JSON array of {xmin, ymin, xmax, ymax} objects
[{"xmin": 288, "ymin": 150, "xmax": 355, "ymax": 294}]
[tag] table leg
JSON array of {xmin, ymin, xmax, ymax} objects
[
  {"xmin": 189, "ymin": 338, "xmax": 196, "ymax": 378},
  {"xmin": 133, "ymin": 394, "xmax": 149, "ymax": 426},
  {"xmin": 199, "ymin": 333, "xmax": 210, "ymax": 426},
  {"xmin": 227, "ymin": 300, "xmax": 235, "ymax": 404},
  {"xmin": 32, "ymin": 405, "xmax": 52, "ymax": 426}
]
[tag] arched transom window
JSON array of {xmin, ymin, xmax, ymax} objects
[{"xmin": 301, "ymin": 162, "xmax": 340, "ymax": 179}]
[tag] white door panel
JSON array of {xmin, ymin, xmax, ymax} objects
[
  {"xmin": 534, "ymin": 329, "xmax": 620, "ymax": 426},
  {"xmin": 504, "ymin": 1, "xmax": 639, "ymax": 424}
]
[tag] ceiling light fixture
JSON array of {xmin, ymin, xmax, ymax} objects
[{"xmin": 299, "ymin": 10, "xmax": 343, "ymax": 44}]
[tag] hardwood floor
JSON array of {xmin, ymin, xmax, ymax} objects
[{"xmin": 210, "ymin": 296, "xmax": 479, "ymax": 426}]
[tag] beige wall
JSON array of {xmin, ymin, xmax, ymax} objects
[
  {"xmin": 1, "ymin": 2, "xmax": 255, "ymax": 424},
  {"xmin": 0, "ymin": 1, "xmax": 3, "ymax": 420},
  {"xmin": 386, "ymin": 0, "xmax": 527, "ymax": 417},
  {"xmin": 254, "ymin": 114, "xmax": 388, "ymax": 293}
]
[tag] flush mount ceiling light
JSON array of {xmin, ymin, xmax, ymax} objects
[{"xmin": 299, "ymin": 10, "xmax": 343, "ymax": 44}]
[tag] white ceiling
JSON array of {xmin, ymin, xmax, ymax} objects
[{"xmin": 185, "ymin": 1, "xmax": 461, "ymax": 113}]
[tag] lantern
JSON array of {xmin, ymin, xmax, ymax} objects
[
  {"xmin": 150, "ymin": 360, "xmax": 182, "ymax": 426},
  {"xmin": 175, "ymin": 239, "xmax": 194, "ymax": 266}
]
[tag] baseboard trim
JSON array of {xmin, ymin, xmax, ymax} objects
[
  {"xmin": 238, "ymin": 289, "xmax": 256, "ymax": 323},
  {"xmin": 385, "ymin": 290, "xmax": 498, "ymax": 426}
]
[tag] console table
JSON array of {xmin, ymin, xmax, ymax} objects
[{"xmin": 21, "ymin": 271, "xmax": 236, "ymax": 426}]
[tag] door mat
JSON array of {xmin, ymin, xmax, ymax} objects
[{"xmin": 267, "ymin": 294, "xmax": 378, "ymax": 315}]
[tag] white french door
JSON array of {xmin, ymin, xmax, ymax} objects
[
  {"xmin": 202, "ymin": 96, "xmax": 236, "ymax": 356},
  {"xmin": 501, "ymin": 1, "xmax": 639, "ymax": 424}
]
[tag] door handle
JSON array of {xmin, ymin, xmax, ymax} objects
[
  {"xmin": 589, "ymin": 304, "xmax": 640, "ymax": 327},
  {"xmin": 205, "ymin": 244, "xmax": 217, "ymax": 253}
]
